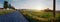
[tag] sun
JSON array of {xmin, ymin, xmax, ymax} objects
[
  {"xmin": 35, "ymin": 6, "xmax": 44, "ymax": 10},
  {"xmin": 34, "ymin": 5, "xmax": 48, "ymax": 10}
]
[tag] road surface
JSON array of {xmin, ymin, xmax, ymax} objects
[{"xmin": 0, "ymin": 11, "xmax": 29, "ymax": 22}]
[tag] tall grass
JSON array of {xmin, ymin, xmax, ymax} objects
[
  {"xmin": 20, "ymin": 10, "xmax": 60, "ymax": 22},
  {"xmin": 0, "ymin": 10, "xmax": 16, "ymax": 15}
]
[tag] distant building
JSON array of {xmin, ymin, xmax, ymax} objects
[
  {"xmin": 0, "ymin": 8, "xmax": 4, "ymax": 9},
  {"xmin": 0, "ymin": 8, "xmax": 5, "ymax": 10}
]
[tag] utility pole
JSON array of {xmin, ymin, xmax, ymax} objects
[
  {"xmin": 53, "ymin": 0, "xmax": 56, "ymax": 17},
  {"xmin": 53, "ymin": 0, "xmax": 56, "ymax": 22}
]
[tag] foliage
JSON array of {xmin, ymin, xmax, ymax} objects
[
  {"xmin": 20, "ymin": 9, "xmax": 60, "ymax": 22},
  {"xmin": 0, "ymin": 10, "xmax": 16, "ymax": 15},
  {"xmin": 4, "ymin": 1, "xmax": 15, "ymax": 9},
  {"xmin": 8, "ymin": 4, "xmax": 15, "ymax": 10},
  {"xmin": 4, "ymin": 1, "xmax": 8, "ymax": 9}
]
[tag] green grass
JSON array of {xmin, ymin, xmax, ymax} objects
[
  {"xmin": 20, "ymin": 10, "xmax": 60, "ymax": 22},
  {"xmin": 0, "ymin": 10, "xmax": 16, "ymax": 15}
]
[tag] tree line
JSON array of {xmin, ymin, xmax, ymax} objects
[{"xmin": 4, "ymin": 0, "xmax": 15, "ymax": 10}]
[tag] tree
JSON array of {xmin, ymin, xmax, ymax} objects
[
  {"xmin": 44, "ymin": 8, "xmax": 53, "ymax": 12},
  {"xmin": 11, "ymin": 6, "xmax": 15, "ymax": 10},
  {"xmin": 4, "ymin": 0, "xmax": 8, "ymax": 9},
  {"xmin": 8, "ymin": 4, "xmax": 15, "ymax": 10},
  {"xmin": 8, "ymin": 4, "xmax": 12, "ymax": 9}
]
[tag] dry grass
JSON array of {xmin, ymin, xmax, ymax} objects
[
  {"xmin": 0, "ymin": 10, "xmax": 16, "ymax": 15},
  {"xmin": 20, "ymin": 10, "xmax": 60, "ymax": 22}
]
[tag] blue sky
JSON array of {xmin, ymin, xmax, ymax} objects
[
  {"xmin": 0, "ymin": 0, "xmax": 11, "ymax": 8},
  {"xmin": 0, "ymin": 0, "xmax": 60, "ymax": 10},
  {"xmin": 0, "ymin": 0, "xmax": 4, "ymax": 8}
]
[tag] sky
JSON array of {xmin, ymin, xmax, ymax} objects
[{"xmin": 0, "ymin": 0, "xmax": 60, "ymax": 10}]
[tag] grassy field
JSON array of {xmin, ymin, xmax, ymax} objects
[
  {"xmin": 20, "ymin": 9, "xmax": 60, "ymax": 22},
  {"xmin": 0, "ymin": 10, "xmax": 16, "ymax": 15}
]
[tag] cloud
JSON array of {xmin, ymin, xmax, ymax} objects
[
  {"xmin": 12, "ymin": 0, "xmax": 18, "ymax": 1},
  {"xmin": 11, "ymin": 0, "xmax": 53, "ymax": 9}
]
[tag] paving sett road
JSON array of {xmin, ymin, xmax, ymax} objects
[{"xmin": 0, "ymin": 11, "xmax": 29, "ymax": 22}]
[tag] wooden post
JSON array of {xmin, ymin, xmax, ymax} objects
[
  {"xmin": 53, "ymin": 0, "xmax": 56, "ymax": 22},
  {"xmin": 53, "ymin": 0, "xmax": 56, "ymax": 17}
]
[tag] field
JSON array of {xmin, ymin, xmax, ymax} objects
[
  {"xmin": 0, "ymin": 10, "xmax": 16, "ymax": 15},
  {"xmin": 20, "ymin": 9, "xmax": 60, "ymax": 22}
]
